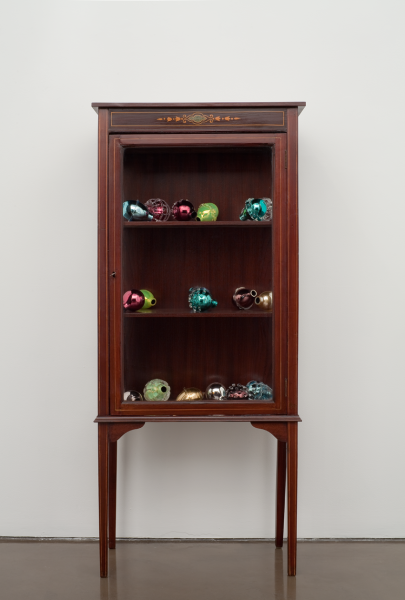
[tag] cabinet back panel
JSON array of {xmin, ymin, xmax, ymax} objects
[
  {"xmin": 122, "ymin": 227, "xmax": 272, "ymax": 309},
  {"xmin": 123, "ymin": 147, "xmax": 272, "ymax": 221},
  {"xmin": 123, "ymin": 318, "xmax": 272, "ymax": 399}
]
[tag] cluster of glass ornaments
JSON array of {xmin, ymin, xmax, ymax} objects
[
  {"xmin": 124, "ymin": 380, "xmax": 273, "ymax": 402},
  {"xmin": 123, "ymin": 198, "xmax": 272, "ymax": 223},
  {"xmin": 123, "ymin": 289, "xmax": 157, "ymax": 311},
  {"xmin": 123, "ymin": 199, "xmax": 219, "ymax": 222}
]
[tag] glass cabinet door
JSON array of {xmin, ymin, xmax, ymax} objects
[{"xmin": 108, "ymin": 133, "xmax": 287, "ymax": 416}]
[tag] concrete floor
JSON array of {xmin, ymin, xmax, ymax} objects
[{"xmin": 0, "ymin": 541, "xmax": 404, "ymax": 600}]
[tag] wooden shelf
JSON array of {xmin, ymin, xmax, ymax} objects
[
  {"xmin": 124, "ymin": 308, "xmax": 272, "ymax": 318},
  {"xmin": 124, "ymin": 220, "xmax": 272, "ymax": 228}
]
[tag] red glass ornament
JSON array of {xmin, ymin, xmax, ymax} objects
[
  {"xmin": 123, "ymin": 289, "xmax": 145, "ymax": 311},
  {"xmin": 171, "ymin": 200, "xmax": 196, "ymax": 221},
  {"xmin": 232, "ymin": 287, "xmax": 257, "ymax": 310}
]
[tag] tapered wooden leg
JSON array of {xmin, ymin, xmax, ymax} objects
[
  {"xmin": 98, "ymin": 424, "xmax": 109, "ymax": 577},
  {"xmin": 275, "ymin": 441, "xmax": 287, "ymax": 548},
  {"xmin": 108, "ymin": 441, "xmax": 117, "ymax": 549},
  {"xmin": 287, "ymin": 422, "xmax": 298, "ymax": 576}
]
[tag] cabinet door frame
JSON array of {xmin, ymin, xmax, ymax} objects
[{"xmin": 107, "ymin": 132, "xmax": 288, "ymax": 416}]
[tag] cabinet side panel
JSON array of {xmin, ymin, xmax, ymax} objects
[
  {"xmin": 98, "ymin": 109, "xmax": 109, "ymax": 416},
  {"xmin": 286, "ymin": 109, "xmax": 299, "ymax": 414}
]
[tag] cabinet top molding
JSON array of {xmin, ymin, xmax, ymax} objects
[{"xmin": 92, "ymin": 102, "xmax": 306, "ymax": 115}]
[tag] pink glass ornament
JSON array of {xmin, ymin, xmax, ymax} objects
[
  {"xmin": 171, "ymin": 200, "xmax": 196, "ymax": 221},
  {"xmin": 123, "ymin": 289, "xmax": 145, "ymax": 311}
]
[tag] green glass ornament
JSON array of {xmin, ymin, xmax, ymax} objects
[
  {"xmin": 239, "ymin": 198, "xmax": 272, "ymax": 222},
  {"xmin": 196, "ymin": 203, "xmax": 219, "ymax": 222},
  {"xmin": 188, "ymin": 287, "xmax": 218, "ymax": 313},
  {"xmin": 140, "ymin": 289, "xmax": 157, "ymax": 309},
  {"xmin": 143, "ymin": 379, "xmax": 170, "ymax": 401}
]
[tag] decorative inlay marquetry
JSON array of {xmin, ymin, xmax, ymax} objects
[
  {"xmin": 157, "ymin": 112, "xmax": 241, "ymax": 125},
  {"xmin": 110, "ymin": 110, "xmax": 285, "ymax": 128}
]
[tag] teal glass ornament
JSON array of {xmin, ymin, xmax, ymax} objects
[
  {"xmin": 247, "ymin": 380, "xmax": 273, "ymax": 401},
  {"xmin": 239, "ymin": 198, "xmax": 272, "ymax": 222},
  {"xmin": 143, "ymin": 379, "xmax": 171, "ymax": 401},
  {"xmin": 123, "ymin": 200, "xmax": 153, "ymax": 221},
  {"xmin": 188, "ymin": 287, "xmax": 218, "ymax": 313}
]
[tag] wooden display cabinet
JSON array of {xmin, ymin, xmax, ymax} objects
[{"xmin": 93, "ymin": 102, "xmax": 305, "ymax": 577}]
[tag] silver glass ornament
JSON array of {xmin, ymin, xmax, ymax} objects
[
  {"xmin": 123, "ymin": 390, "xmax": 143, "ymax": 402},
  {"xmin": 247, "ymin": 380, "xmax": 273, "ymax": 401},
  {"xmin": 239, "ymin": 198, "xmax": 273, "ymax": 222},
  {"xmin": 123, "ymin": 200, "xmax": 154, "ymax": 221},
  {"xmin": 206, "ymin": 382, "xmax": 226, "ymax": 401}
]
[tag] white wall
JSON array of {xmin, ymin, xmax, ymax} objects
[{"xmin": 0, "ymin": 0, "xmax": 404, "ymax": 539}]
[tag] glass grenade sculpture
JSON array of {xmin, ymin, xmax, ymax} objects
[
  {"xmin": 196, "ymin": 203, "xmax": 219, "ymax": 222},
  {"xmin": 143, "ymin": 379, "xmax": 171, "ymax": 401},
  {"xmin": 145, "ymin": 198, "xmax": 171, "ymax": 221},
  {"xmin": 247, "ymin": 381, "xmax": 273, "ymax": 401},
  {"xmin": 233, "ymin": 287, "xmax": 257, "ymax": 310},
  {"xmin": 176, "ymin": 388, "xmax": 205, "ymax": 401},
  {"xmin": 239, "ymin": 198, "xmax": 272, "ymax": 222},
  {"xmin": 188, "ymin": 287, "xmax": 218, "ymax": 312},
  {"xmin": 172, "ymin": 200, "xmax": 197, "ymax": 221},
  {"xmin": 206, "ymin": 382, "xmax": 226, "ymax": 401},
  {"xmin": 255, "ymin": 291, "xmax": 272, "ymax": 311},
  {"xmin": 123, "ymin": 200, "xmax": 154, "ymax": 221},
  {"xmin": 123, "ymin": 390, "xmax": 143, "ymax": 402},
  {"xmin": 123, "ymin": 289, "xmax": 145, "ymax": 311},
  {"xmin": 226, "ymin": 383, "xmax": 250, "ymax": 399},
  {"xmin": 140, "ymin": 289, "xmax": 157, "ymax": 309}
]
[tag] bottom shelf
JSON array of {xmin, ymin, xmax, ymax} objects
[{"xmin": 96, "ymin": 415, "xmax": 301, "ymax": 422}]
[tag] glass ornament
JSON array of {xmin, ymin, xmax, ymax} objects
[
  {"xmin": 145, "ymin": 198, "xmax": 171, "ymax": 221},
  {"xmin": 239, "ymin": 198, "xmax": 272, "ymax": 222},
  {"xmin": 176, "ymin": 387, "xmax": 205, "ymax": 401},
  {"xmin": 143, "ymin": 379, "xmax": 170, "ymax": 401},
  {"xmin": 255, "ymin": 291, "xmax": 272, "ymax": 311},
  {"xmin": 188, "ymin": 287, "xmax": 218, "ymax": 312},
  {"xmin": 196, "ymin": 203, "xmax": 219, "ymax": 222},
  {"xmin": 205, "ymin": 382, "xmax": 226, "ymax": 401},
  {"xmin": 123, "ymin": 390, "xmax": 143, "ymax": 402},
  {"xmin": 233, "ymin": 287, "xmax": 257, "ymax": 310},
  {"xmin": 123, "ymin": 200, "xmax": 154, "ymax": 221},
  {"xmin": 247, "ymin": 381, "xmax": 273, "ymax": 401},
  {"xmin": 123, "ymin": 289, "xmax": 145, "ymax": 311},
  {"xmin": 140, "ymin": 289, "xmax": 157, "ymax": 309},
  {"xmin": 226, "ymin": 383, "xmax": 250, "ymax": 399},
  {"xmin": 172, "ymin": 200, "xmax": 197, "ymax": 221}
]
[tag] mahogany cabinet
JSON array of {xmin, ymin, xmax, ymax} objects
[{"xmin": 93, "ymin": 102, "xmax": 305, "ymax": 577}]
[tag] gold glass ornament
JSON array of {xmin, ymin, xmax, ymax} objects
[
  {"xmin": 196, "ymin": 203, "xmax": 219, "ymax": 222},
  {"xmin": 255, "ymin": 291, "xmax": 273, "ymax": 311},
  {"xmin": 176, "ymin": 387, "xmax": 205, "ymax": 401}
]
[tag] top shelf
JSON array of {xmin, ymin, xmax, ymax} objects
[{"xmin": 124, "ymin": 221, "xmax": 272, "ymax": 229}]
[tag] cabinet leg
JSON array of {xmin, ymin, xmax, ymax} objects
[
  {"xmin": 108, "ymin": 441, "xmax": 117, "ymax": 549},
  {"xmin": 275, "ymin": 441, "xmax": 287, "ymax": 548},
  {"xmin": 287, "ymin": 422, "xmax": 298, "ymax": 576},
  {"xmin": 98, "ymin": 424, "xmax": 109, "ymax": 577}
]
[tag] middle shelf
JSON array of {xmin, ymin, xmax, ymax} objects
[{"xmin": 124, "ymin": 308, "xmax": 272, "ymax": 318}]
